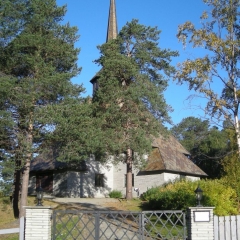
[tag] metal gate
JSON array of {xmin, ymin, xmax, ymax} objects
[{"xmin": 52, "ymin": 210, "xmax": 186, "ymax": 240}]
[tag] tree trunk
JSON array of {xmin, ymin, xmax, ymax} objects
[
  {"xmin": 19, "ymin": 123, "xmax": 33, "ymax": 218},
  {"xmin": 19, "ymin": 158, "xmax": 31, "ymax": 218},
  {"xmin": 234, "ymin": 113, "xmax": 240, "ymax": 155},
  {"xmin": 126, "ymin": 149, "xmax": 133, "ymax": 200},
  {"xmin": 12, "ymin": 169, "xmax": 21, "ymax": 218}
]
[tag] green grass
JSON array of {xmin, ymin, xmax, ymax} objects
[
  {"xmin": 54, "ymin": 215, "xmax": 83, "ymax": 240},
  {"xmin": 0, "ymin": 234, "xmax": 19, "ymax": 240},
  {"xmin": 144, "ymin": 215, "xmax": 186, "ymax": 239}
]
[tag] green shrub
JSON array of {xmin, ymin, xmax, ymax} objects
[
  {"xmin": 141, "ymin": 187, "xmax": 159, "ymax": 201},
  {"xmin": 141, "ymin": 179, "xmax": 238, "ymax": 216},
  {"xmin": 109, "ymin": 190, "xmax": 122, "ymax": 198}
]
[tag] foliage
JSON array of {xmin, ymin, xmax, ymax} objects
[
  {"xmin": 0, "ymin": 0, "xmax": 83, "ymax": 217},
  {"xmin": 0, "ymin": 158, "xmax": 15, "ymax": 196},
  {"xmin": 93, "ymin": 19, "xmax": 178, "ymax": 199},
  {"xmin": 93, "ymin": 19, "xmax": 178, "ymax": 162},
  {"xmin": 141, "ymin": 180, "xmax": 238, "ymax": 216},
  {"xmin": 108, "ymin": 190, "xmax": 122, "ymax": 198},
  {"xmin": 39, "ymin": 98, "xmax": 95, "ymax": 162},
  {"xmin": 171, "ymin": 117, "xmax": 228, "ymax": 178},
  {"xmin": 221, "ymin": 127, "xmax": 240, "ymax": 210},
  {"xmin": 176, "ymin": 0, "xmax": 240, "ymax": 153}
]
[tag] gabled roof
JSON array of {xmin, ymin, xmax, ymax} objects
[
  {"xmin": 30, "ymin": 151, "xmax": 87, "ymax": 172},
  {"xmin": 144, "ymin": 135, "xmax": 207, "ymax": 177}
]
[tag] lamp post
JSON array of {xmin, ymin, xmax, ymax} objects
[
  {"xmin": 36, "ymin": 186, "xmax": 43, "ymax": 206},
  {"xmin": 194, "ymin": 185, "xmax": 203, "ymax": 207}
]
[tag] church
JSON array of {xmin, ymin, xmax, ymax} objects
[{"xmin": 29, "ymin": 0, "xmax": 207, "ymax": 198}]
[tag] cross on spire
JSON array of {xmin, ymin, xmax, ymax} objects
[{"xmin": 106, "ymin": 0, "xmax": 118, "ymax": 42}]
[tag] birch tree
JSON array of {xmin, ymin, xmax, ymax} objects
[{"xmin": 176, "ymin": 0, "xmax": 240, "ymax": 154}]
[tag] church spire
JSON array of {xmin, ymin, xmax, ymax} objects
[{"xmin": 106, "ymin": 0, "xmax": 118, "ymax": 42}]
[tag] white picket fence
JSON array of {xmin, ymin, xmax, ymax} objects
[{"xmin": 214, "ymin": 215, "xmax": 240, "ymax": 240}]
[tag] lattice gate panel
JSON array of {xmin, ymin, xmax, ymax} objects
[{"xmin": 52, "ymin": 210, "xmax": 186, "ymax": 240}]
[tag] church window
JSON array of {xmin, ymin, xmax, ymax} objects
[{"xmin": 95, "ymin": 174, "xmax": 104, "ymax": 187}]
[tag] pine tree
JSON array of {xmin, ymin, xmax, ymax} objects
[
  {"xmin": 171, "ymin": 117, "xmax": 228, "ymax": 178},
  {"xmin": 93, "ymin": 19, "xmax": 178, "ymax": 199},
  {"xmin": 0, "ymin": 0, "xmax": 82, "ymax": 217}
]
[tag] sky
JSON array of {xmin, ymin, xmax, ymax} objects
[{"xmin": 56, "ymin": 0, "xmax": 211, "ymax": 127}]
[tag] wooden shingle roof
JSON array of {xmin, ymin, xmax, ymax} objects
[
  {"xmin": 30, "ymin": 151, "xmax": 87, "ymax": 172},
  {"xmin": 144, "ymin": 135, "xmax": 207, "ymax": 177}
]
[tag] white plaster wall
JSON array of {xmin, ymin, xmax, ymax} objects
[
  {"xmin": 163, "ymin": 172, "xmax": 200, "ymax": 183},
  {"xmin": 134, "ymin": 173, "xmax": 165, "ymax": 195},
  {"xmin": 112, "ymin": 162, "xmax": 126, "ymax": 196},
  {"xmin": 186, "ymin": 175, "xmax": 200, "ymax": 181},
  {"xmin": 163, "ymin": 172, "xmax": 181, "ymax": 183},
  {"xmin": 82, "ymin": 159, "xmax": 114, "ymax": 198},
  {"xmin": 28, "ymin": 176, "xmax": 36, "ymax": 195},
  {"xmin": 67, "ymin": 172, "xmax": 81, "ymax": 197},
  {"xmin": 113, "ymin": 162, "xmax": 166, "ymax": 197},
  {"xmin": 53, "ymin": 171, "xmax": 68, "ymax": 197}
]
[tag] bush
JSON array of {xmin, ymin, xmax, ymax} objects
[
  {"xmin": 109, "ymin": 190, "xmax": 122, "ymax": 198},
  {"xmin": 141, "ymin": 179, "xmax": 238, "ymax": 216}
]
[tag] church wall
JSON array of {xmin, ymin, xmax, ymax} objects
[
  {"xmin": 134, "ymin": 173, "xmax": 165, "ymax": 196},
  {"xmin": 67, "ymin": 172, "xmax": 81, "ymax": 197},
  {"xmin": 28, "ymin": 175, "xmax": 36, "ymax": 195},
  {"xmin": 163, "ymin": 172, "xmax": 181, "ymax": 183},
  {"xmin": 80, "ymin": 159, "xmax": 114, "ymax": 198},
  {"xmin": 186, "ymin": 175, "xmax": 200, "ymax": 181},
  {"xmin": 53, "ymin": 171, "xmax": 68, "ymax": 197},
  {"xmin": 112, "ymin": 162, "xmax": 166, "ymax": 198},
  {"xmin": 163, "ymin": 172, "xmax": 200, "ymax": 183},
  {"xmin": 112, "ymin": 162, "xmax": 126, "ymax": 196}
]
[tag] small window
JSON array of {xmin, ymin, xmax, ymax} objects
[
  {"xmin": 124, "ymin": 174, "xmax": 134, "ymax": 187},
  {"xmin": 95, "ymin": 174, "xmax": 104, "ymax": 187}
]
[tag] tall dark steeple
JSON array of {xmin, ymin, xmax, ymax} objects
[
  {"xmin": 106, "ymin": 0, "xmax": 118, "ymax": 42},
  {"xmin": 90, "ymin": 0, "xmax": 118, "ymax": 93}
]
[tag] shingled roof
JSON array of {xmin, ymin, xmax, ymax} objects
[
  {"xmin": 30, "ymin": 150, "xmax": 87, "ymax": 172},
  {"xmin": 144, "ymin": 135, "xmax": 207, "ymax": 177},
  {"xmin": 30, "ymin": 135, "xmax": 207, "ymax": 177}
]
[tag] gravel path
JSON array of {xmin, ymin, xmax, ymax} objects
[{"xmin": 49, "ymin": 197, "xmax": 121, "ymax": 210}]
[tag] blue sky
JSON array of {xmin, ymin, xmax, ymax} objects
[{"xmin": 56, "ymin": 0, "xmax": 210, "ymax": 127}]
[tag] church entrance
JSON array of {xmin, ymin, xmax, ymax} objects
[{"xmin": 36, "ymin": 172, "xmax": 53, "ymax": 193}]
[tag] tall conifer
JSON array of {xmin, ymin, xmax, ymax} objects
[
  {"xmin": 93, "ymin": 20, "xmax": 178, "ymax": 199},
  {"xmin": 0, "ymin": 0, "xmax": 82, "ymax": 217}
]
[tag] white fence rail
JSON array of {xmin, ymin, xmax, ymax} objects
[
  {"xmin": 214, "ymin": 215, "xmax": 240, "ymax": 240},
  {"xmin": 0, "ymin": 217, "xmax": 24, "ymax": 240}
]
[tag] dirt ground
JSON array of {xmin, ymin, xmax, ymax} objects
[{"xmin": 51, "ymin": 197, "xmax": 142, "ymax": 211}]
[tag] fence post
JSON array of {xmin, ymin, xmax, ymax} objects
[
  {"xmin": 19, "ymin": 216, "xmax": 25, "ymax": 240},
  {"xmin": 25, "ymin": 206, "xmax": 52, "ymax": 240},
  {"xmin": 95, "ymin": 212, "xmax": 100, "ymax": 240},
  {"xmin": 187, "ymin": 207, "xmax": 215, "ymax": 240},
  {"xmin": 138, "ymin": 212, "xmax": 144, "ymax": 240}
]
